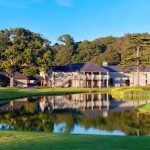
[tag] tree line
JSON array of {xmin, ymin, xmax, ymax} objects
[{"xmin": 0, "ymin": 27, "xmax": 150, "ymax": 86}]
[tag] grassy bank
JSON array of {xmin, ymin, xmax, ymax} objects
[
  {"xmin": 1, "ymin": 86, "xmax": 149, "ymax": 102},
  {"xmin": 111, "ymin": 86, "xmax": 150, "ymax": 100},
  {"xmin": 136, "ymin": 103, "xmax": 150, "ymax": 113},
  {"xmin": 0, "ymin": 87, "xmax": 112, "ymax": 101},
  {"xmin": 0, "ymin": 130, "xmax": 150, "ymax": 150}
]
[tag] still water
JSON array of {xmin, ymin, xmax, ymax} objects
[{"xmin": 0, "ymin": 93, "xmax": 150, "ymax": 136}]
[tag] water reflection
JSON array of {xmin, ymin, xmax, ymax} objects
[{"xmin": 0, "ymin": 93, "xmax": 150, "ymax": 136}]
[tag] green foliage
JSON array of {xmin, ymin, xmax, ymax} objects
[
  {"xmin": 1, "ymin": 28, "xmax": 150, "ymax": 76},
  {"xmin": 120, "ymin": 33, "xmax": 150, "ymax": 67},
  {"xmin": 0, "ymin": 28, "xmax": 53, "ymax": 85},
  {"xmin": 54, "ymin": 34, "xmax": 75, "ymax": 65},
  {"xmin": 53, "ymin": 33, "xmax": 150, "ymax": 66},
  {"xmin": 136, "ymin": 103, "xmax": 150, "ymax": 113},
  {"xmin": 111, "ymin": 87, "xmax": 150, "ymax": 100}
]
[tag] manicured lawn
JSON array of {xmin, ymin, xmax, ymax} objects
[
  {"xmin": 136, "ymin": 103, "xmax": 150, "ymax": 113},
  {"xmin": 1, "ymin": 86, "xmax": 150, "ymax": 101},
  {"xmin": 0, "ymin": 87, "xmax": 112, "ymax": 101},
  {"xmin": 0, "ymin": 130, "xmax": 150, "ymax": 150}
]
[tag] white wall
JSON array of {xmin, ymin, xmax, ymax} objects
[
  {"xmin": 109, "ymin": 71, "xmax": 150, "ymax": 86},
  {"xmin": 15, "ymin": 79, "xmax": 28, "ymax": 87},
  {"xmin": 40, "ymin": 70, "xmax": 150, "ymax": 87}
]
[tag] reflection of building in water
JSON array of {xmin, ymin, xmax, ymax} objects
[
  {"xmin": 37, "ymin": 94, "xmax": 110, "ymax": 113},
  {"xmin": 70, "ymin": 94, "xmax": 110, "ymax": 110},
  {"xmin": 0, "ymin": 98, "xmax": 28, "ymax": 112},
  {"xmin": 37, "ymin": 94, "xmax": 150, "ymax": 117}
]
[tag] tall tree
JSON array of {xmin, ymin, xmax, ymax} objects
[
  {"xmin": 0, "ymin": 28, "xmax": 52, "ymax": 87},
  {"xmin": 72, "ymin": 40, "xmax": 102, "ymax": 63},
  {"xmin": 54, "ymin": 34, "xmax": 75, "ymax": 65},
  {"xmin": 120, "ymin": 33, "xmax": 150, "ymax": 86},
  {"xmin": 92, "ymin": 48, "xmax": 121, "ymax": 65}
]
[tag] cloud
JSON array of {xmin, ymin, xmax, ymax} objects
[{"xmin": 54, "ymin": 0, "xmax": 74, "ymax": 7}]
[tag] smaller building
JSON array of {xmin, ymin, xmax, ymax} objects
[
  {"xmin": 0, "ymin": 71, "xmax": 45, "ymax": 87},
  {"xmin": 14, "ymin": 72, "xmax": 29, "ymax": 87},
  {"xmin": 103, "ymin": 65, "xmax": 150, "ymax": 86},
  {"xmin": 27, "ymin": 76, "xmax": 45, "ymax": 87}
]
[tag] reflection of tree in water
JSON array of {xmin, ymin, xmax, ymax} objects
[
  {"xmin": 78, "ymin": 111, "xmax": 150, "ymax": 136},
  {"xmin": 0, "ymin": 108, "xmax": 150, "ymax": 136},
  {"xmin": 55, "ymin": 114, "xmax": 75, "ymax": 133}
]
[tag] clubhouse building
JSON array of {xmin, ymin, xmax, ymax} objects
[{"xmin": 40, "ymin": 62, "xmax": 150, "ymax": 88}]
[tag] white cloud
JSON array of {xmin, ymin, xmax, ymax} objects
[{"xmin": 54, "ymin": 0, "xmax": 74, "ymax": 7}]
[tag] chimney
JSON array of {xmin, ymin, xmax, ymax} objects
[{"xmin": 103, "ymin": 61, "xmax": 108, "ymax": 66}]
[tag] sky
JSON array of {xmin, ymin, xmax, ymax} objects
[{"xmin": 1, "ymin": 0, "xmax": 150, "ymax": 44}]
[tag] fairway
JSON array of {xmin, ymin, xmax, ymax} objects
[{"xmin": 0, "ymin": 130, "xmax": 150, "ymax": 150}]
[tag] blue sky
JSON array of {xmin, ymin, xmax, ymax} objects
[{"xmin": 0, "ymin": 0, "xmax": 150, "ymax": 44}]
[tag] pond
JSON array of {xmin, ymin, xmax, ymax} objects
[{"xmin": 0, "ymin": 93, "xmax": 150, "ymax": 136}]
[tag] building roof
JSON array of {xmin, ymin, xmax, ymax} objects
[
  {"xmin": 52, "ymin": 63, "xmax": 85, "ymax": 72},
  {"xmin": 27, "ymin": 76, "xmax": 38, "ymax": 80},
  {"xmin": 80, "ymin": 62, "xmax": 108, "ymax": 72},
  {"xmin": 34, "ymin": 76, "xmax": 45, "ymax": 80},
  {"xmin": 0, "ymin": 72, "xmax": 9, "ymax": 80},
  {"xmin": 14, "ymin": 72, "xmax": 28, "ymax": 80},
  {"xmin": 52, "ymin": 62, "xmax": 108, "ymax": 72},
  {"xmin": 102, "ymin": 66, "xmax": 150, "ymax": 72}
]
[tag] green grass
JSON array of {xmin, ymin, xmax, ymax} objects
[
  {"xmin": 136, "ymin": 103, "xmax": 150, "ymax": 113},
  {"xmin": 111, "ymin": 86, "xmax": 150, "ymax": 100},
  {"xmin": 0, "ymin": 87, "xmax": 112, "ymax": 101},
  {"xmin": 1, "ymin": 86, "xmax": 149, "ymax": 102},
  {"xmin": 0, "ymin": 130, "xmax": 150, "ymax": 150}
]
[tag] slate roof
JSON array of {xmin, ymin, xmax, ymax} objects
[
  {"xmin": 52, "ymin": 62, "xmax": 108, "ymax": 72},
  {"xmin": 0, "ymin": 72, "xmax": 9, "ymax": 80},
  {"xmin": 101, "ymin": 66, "xmax": 120, "ymax": 72},
  {"xmin": 27, "ymin": 76, "xmax": 38, "ymax": 80},
  {"xmin": 52, "ymin": 63, "xmax": 85, "ymax": 72},
  {"xmin": 102, "ymin": 66, "xmax": 150, "ymax": 72},
  {"xmin": 52, "ymin": 62, "xmax": 150, "ymax": 73},
  {"xmin": 28, "ymin": 75, "xmax": 44, "ymax": 81},
  {"xmin": 34, "ymin": 76, "xmax": 45, "ymax": 80},
  {"xmin": 14, "ymin": 72, "xmax": 28, "ymax": 80},
  {"xmin": 80, "ymin": 62, "xmax": 108, "ymax": 72}
]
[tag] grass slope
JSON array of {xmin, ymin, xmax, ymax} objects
[
  {"xmin": 0, "ymin": 130, "xmax": 150, "ymax": 150},
  {"xmin": 111, "ymin": 86, "xmax": 150, "ymax": 100},
  {"xmin": 136, "ymin": 103, "xmax": 150, "ymax": 113}
]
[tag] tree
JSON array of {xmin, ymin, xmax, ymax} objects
[
  {"xmin": 72, "ymin": 40, "xmax": 102, "ymax": 63},
  {"xmin": 0, "ymin": 28, "xmax": 52, "ymax": 87},
  {"xmin": 92, "ymin": 48, "xmax": 121, "ymax": 65},
  {"xmin": 0, "ymin": 28, "xmax": 24, "ymax": 87},
  {"xmin": 54, "ymin": 34, "xmax": 75, "ymax": 65},
  {"xmin": 120, "ymin": 33, "xmax": 150, "ymax": 86},
  {"xmin": 57, "ymin": 34, "xmax": 74, "ymax": 45}
]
